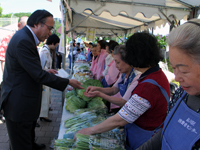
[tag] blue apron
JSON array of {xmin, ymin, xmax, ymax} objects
[
  {"xmin": 118, "ymin": 68, "xmax": 135, "ymax": 97},
  {"xmin": 161, "ymin": 91, "xmax": 200, "ymax": 150},
  {"xmin": 125, "ymin": 79, "xmax": 169, "ymax": 150},
  {"xmin": 101, "ymin": 77, "xmax": 109, "ymax": 87}
]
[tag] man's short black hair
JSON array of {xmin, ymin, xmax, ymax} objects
[
  {"xmin": 46, "ymin": 34, "xmax": 60, "ymax": 45},
  {"xmin": 125, "ymin": 32, "xmax": 163, "ymax": 68},
  {"xmin": 27, "ymin": 9, "xmax": 53, "ymax": 27}
]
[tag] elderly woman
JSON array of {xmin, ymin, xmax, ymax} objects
[
  {"xmin": 137, "ymin": 19, "xmax": 200, "ymax": 150},
  {"xmin": 85, "ymin": 45, "xmax": 140, "ymax": 110},
  {"xmin": 90, "ymin": 45, "xmax": 99, "ymax": 77},
  {"xmin": 95, "ymin": 40, "xmax": 108, "ymax": 80},
  {"xmin": 77, "ymin": 32, "xmax": 170, "ymax": 150},
  {"xmin": 101, "ymin": 41, "xmax": 119, "ymax": 87}
]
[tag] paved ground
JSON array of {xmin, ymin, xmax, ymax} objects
[
  {"xmin": 0, "ymin": 88, "xmax": 65, "ymax": 150},
  {"xmin": 0, "ymin": 57, "xmax": 70, "ymax": 150}
]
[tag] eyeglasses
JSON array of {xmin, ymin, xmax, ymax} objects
[{"xmin": 43, "ymin": 23, "xmax": 55, "ymax": 33}]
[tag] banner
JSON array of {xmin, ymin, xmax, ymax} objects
[
  {"xmin": 58, "ymin": 2, "xmax": 65, "ymax": 54},
  {"xmin": 86, "ymin": 28, "xmax": 96, "ymax": 41}
]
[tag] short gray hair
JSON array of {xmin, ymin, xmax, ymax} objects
[
  {"xmin": 113, "ymin": 45, "xmax": 127, "ymax": 63},
  {"xmin": 168, "ymin": 19, "xmax": 200, "ymax": 63}
]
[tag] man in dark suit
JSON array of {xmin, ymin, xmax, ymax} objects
[{"xmin": 0, "ymin": 9, "xmax": 83, "ymax": 150}]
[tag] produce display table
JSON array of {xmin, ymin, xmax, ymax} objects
[{"xmin": 58, "ymin": 98, "xmax": 75, "ymax": 139}]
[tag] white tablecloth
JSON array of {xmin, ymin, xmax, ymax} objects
[{"xmin": 58, "ymin": 99, "xmax": 75, "ymax": 139}]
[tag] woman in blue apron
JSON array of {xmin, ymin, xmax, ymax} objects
[
  {"xmin": 101, "ymin": 41, "xmax": 119, "ymax": 87},
  {"xmin": 136, "ymin": 19, "xmax": 200, "ymax": 150},
  {"xmin": 84, "ymin": 45, "xmax": 140, "ymax": 111},
  {"xmin": 76, "ymin": 32, "xmax": 170, "ymax": 150}
]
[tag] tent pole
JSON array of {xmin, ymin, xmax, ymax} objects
[
  {"xmin": 110, "ymin": 30, "xmax": 123, "ymax": 43},
  {"xmin": 70, "ymin": 31, "xmax": 74, "ymax": 76},
  {"xmin": 62, "ymin": 1, "xmax": 67, "ymax": 107},
  {"xmin": 159, "ymin": 8, "xmax": 176, "ymax": 28}
]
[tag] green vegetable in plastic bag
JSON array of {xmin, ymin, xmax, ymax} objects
[
  {"xmin": 54, "ymin": 139, "xmax": 75, "ymax": 148},
  {"xmin": 76, "ymin": 79, "xmax": 103, "ymax": 102},
  {"xmin": 74, "ymin": 106, "xmax": 108, "ymax": 116},
  {"xmin": 65, "ymin": 90, "xmax": 77, "ymax": 99},
  {"xmin": 65, "ymin": 95, "xmax": 86, "ymax": 113},
  {"xmin": 75, "ymin": 133, "xmax": 123, "ymax": 150},
  {"xmin": 64, "ymin": 112, "xmax": 97, "ymax": 128},
  {"xmin": 87, "ymin": 98, "xmax": 105, "ymax": 109}
]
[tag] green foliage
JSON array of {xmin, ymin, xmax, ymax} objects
[
  {"xmin": 163, "ymin": 58, "xmax": 173, "ymax": 73},
  {"xmin": 155, "ymin": 34, "xmax": 167, "ymax": 49},
  {"xmin": 1, "ymin": 13, "xmax": 12, "ymax": 18},
  {"xmin": 54, "ymin": 20, "xmax": 61, "ymax": 37},
  {"xmin": 1, "ymin": 12, "xmax": 31, "ymax": 18},
  {"xmin": 0, "ymin": 4, "xmax": 2, "ymax": 17},
  {"xmin": 13, "ymin": 12, "xmax": 31, "ymax": 18}
]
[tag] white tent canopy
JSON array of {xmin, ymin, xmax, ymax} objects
[{"xmin": 63, "ymin": 0, "xmax": 200, "ymax": 37}]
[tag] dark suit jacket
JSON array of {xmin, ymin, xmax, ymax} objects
[{"xmin": 0, "ymin": 26, "xmax": 69, "ymax": 122}]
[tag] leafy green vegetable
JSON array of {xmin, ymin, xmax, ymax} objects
[
  {"xmin": 74, "ymin": 106, "xmax": 108, "ymax": 115},
  {"xmin": 64, "ymin": 112, "xmax": 97, "ymax": 128},
  {"xmin": 76, "ymin": 79, "xmax": 103, "ymax": 102},
  {"xmin": 65, "ymin": 90, "xmax": 76, "ymax": 99},
  {"xmin": 87, "ymin": 98, "xmax": 105, "ymax": 109},
  {"xmin": 65, "ymin": 95, "xmax": 86, "ymax": 113},
  {"xmin": 78, "ymin": 65, "xmax": 90, "ymax": 70},
  {"xmin": 54, "ymin": 139, "xmax": 75, "ymax": 148},
  {"xmin": 75, "ymin": 133, "xmax": 123, "ymax": 149}
]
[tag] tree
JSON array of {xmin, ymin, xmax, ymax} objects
[
  {"xmin": 0, "ymin": 3, "xmax": 3, "ymax": 17},
  {"xmin": 13, "ymin": 12, "xmax": 31, "ymax": 18}
]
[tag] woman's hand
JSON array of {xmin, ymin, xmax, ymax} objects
[
  {"xmin": 76, "ymin": 128, "xmax": 93, "ymax": 135},
  {"xmin": 69, "ymin": 79, "xmax": 84, "ymax": 89},
  {"xmin": 84, "ymin": 91, "xmax": 100, "ymax": 97},
  {"xmin": 86, "ymin": 86, "xmax": 97, "ymax": 93}
]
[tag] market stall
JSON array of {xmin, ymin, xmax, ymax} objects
[{"xmin": 56, "ymin": 57, "xmax": 126, "ymax": 149}]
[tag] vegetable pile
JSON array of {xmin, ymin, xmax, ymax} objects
[{"xmin": 65, "ymin": 79, "xmax": 106, "ymax": 113}]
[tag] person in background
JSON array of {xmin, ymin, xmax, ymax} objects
[
  {"xmin": 86, "ymin": 42, "xmax": 93, "ymax": 62},
  {"xmin": 95, "ymin": 40, "xmax": 108, "ymax": 80},
  {"xmin": 39, "ymin": 34, "xmax": 60, "ymax": 123},
  {"xmin": 68, "ymin": 41, "xmax": 77, "ymax": 69},
  {"xmin": 76, "ymin": 42, "xmax": 80, "ymax": 49},
  {"xmin": 136, "ymin": 19, "xmax": 200, "ymax": 150},
  {"xmin": 56, "ymin": 45, "xmax": 62, "ymax": 69},
  {"xmin": 90, "ymin": 45, "xmax": 99, "ymax": 77},
  {"xmin": 77, "ymin": 32, "xmax": 170, "ymax": 150},
  {"xmin": 0, "ymin": 16, "xmax": 29, "ymax": 123},
  {"xmin": 0, "ymin": 16, "xmax": 28, "ymax": 73},
  {"xmin": 0, "ymin": 9, "xmax": 83, "ymax": 150},
  {"xmin": 101, "ymin": 41, "xmax": 119, "ymax": 87}
]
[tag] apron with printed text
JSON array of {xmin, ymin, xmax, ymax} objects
[{"xmin": 125, "ymin": 79, "xmax": 169, "ymax": 150}]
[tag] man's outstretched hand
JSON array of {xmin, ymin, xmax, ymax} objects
[
  {"xmin": 47, "ymin": 69, "xmax": 58, "ymax": 74},
  {"xmin": 69, "ymin": 79, "xmax": 84, "ymax": 89}
]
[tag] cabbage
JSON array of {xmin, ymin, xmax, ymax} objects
[
  {"xmin": 65, "ymin": 95, "xmax": 86, "ymax": 113},
  {"xmin": 87, "ymin": 98, "xmax": 105, "ymax": 109},
  {"xmin": 65, "ymin": 90, "xmax": 76, "ymax": 99},
  {"xmin": 76, "ymin": 79, "xmax": 103, "ymax": 102}
]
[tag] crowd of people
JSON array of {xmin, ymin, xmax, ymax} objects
[
  {"xmin": 0, "ymin": 8, "xmax": 200, "ymax": 150},
  {"xmin": 68, "ymin": 19, "xmax": 200, "ymax": 150}
]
